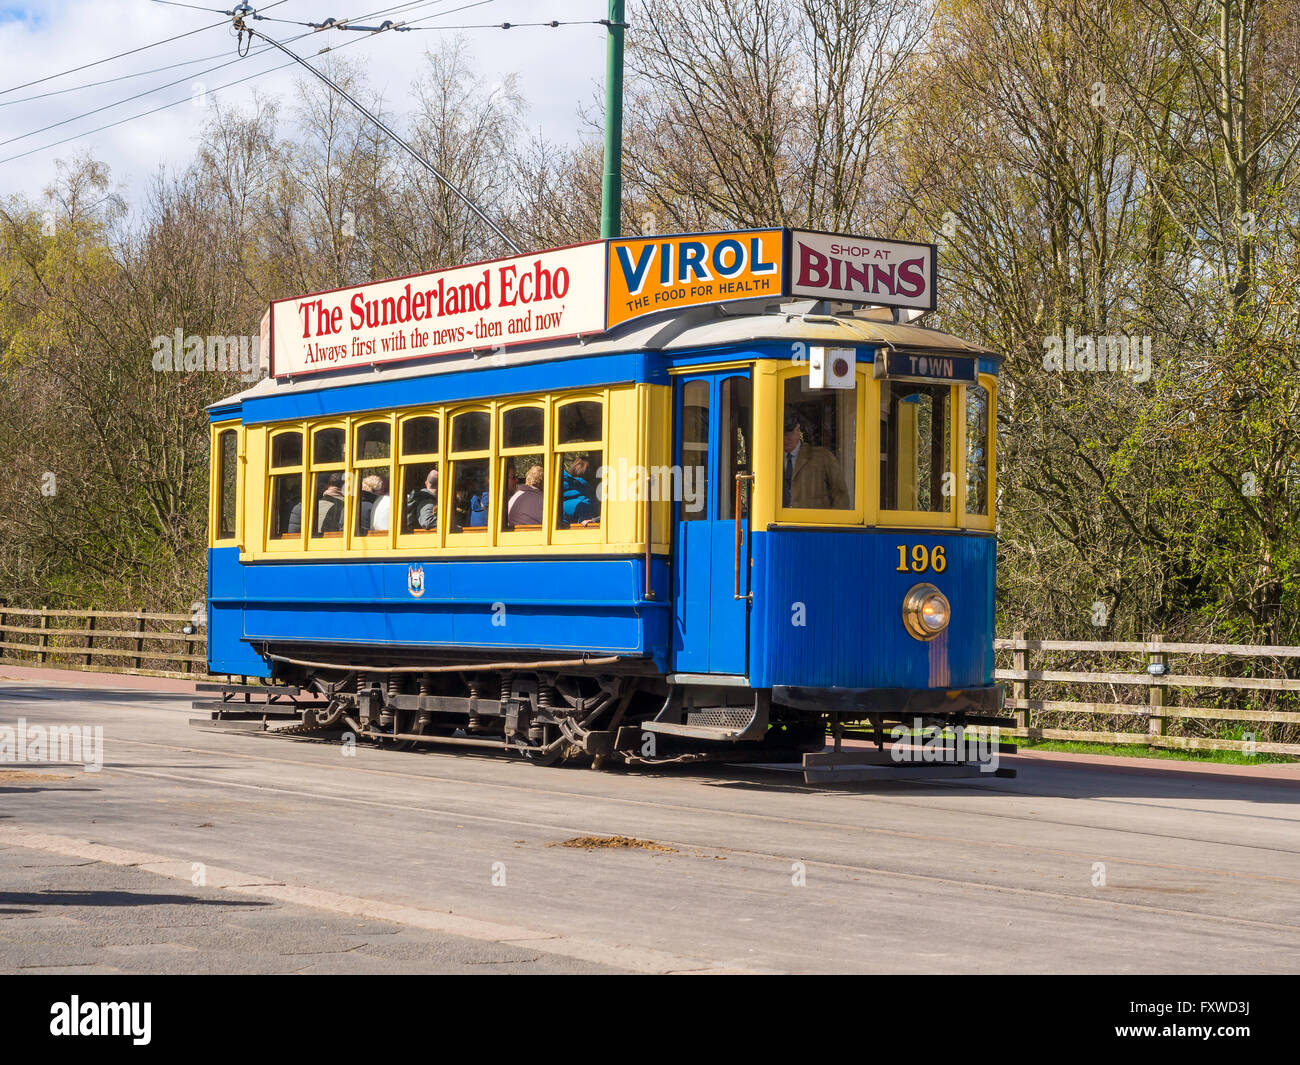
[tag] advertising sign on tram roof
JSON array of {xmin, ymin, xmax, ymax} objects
[{"xmin": 267, "ymin": 228, "xmax": 938, "ymax": 377}]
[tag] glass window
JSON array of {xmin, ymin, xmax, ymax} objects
[
  {"xmin": 217, "ymin": 428, "xmax": 237, "ymax": 540},
  {"xmin": 880, "ymin": 382, "xmax": 952, "ymax": 513},
  {"xmin": 451, "ymin": 410, "xmax": 490, "ymax": 453},
  {"xmin": 449, "ymin": 409, "xmax": 491, "ymax": 534},
  {"xmin": 402, "ymin": 416, "xmax": 439, "ymax": 457},
  {"xmin": 312, "ymin": 427, "xmax": 345, "ymax": 465},
  {"xmin": 271, "ymin": 430, "xmax": 302, "ymax": 469},
  {"xmin": 503, "ymin": 407, "xmax": 544, "ymax": 449},
  {"xmin": 400, "ymin": 462, "xmax": 440, "ymax": 534},
  {"xmin": 450, "ymin": 459, "xmax": 490, "ymax": 533},
  {"xmin": 555, "ymin": 400, "xmax": 603, "ymax": 530},
  {"xmin": 680, "ymin": 381, "xmax": 709, "ymax": 522},
  {"xmin": 780, "ymin": 378, "xmax": 854, "ymax": 510},
  {"xmin": 719, "ymin": 376, "xmax": 751, "ymax": 520},
  {"xmin": 398, "ymin": 415, "xmax": 440, "ymax": 536},
  {"xmin": 353, "ymin": 421, "xmax": 393, "ymax": 538},
  {"xmin": 268, "ymin": 430, "xmax": 303, "ymax": 541},
  {"xmin": 558, "ymin": 401, "xmax": 601, "ymax": 444},
  {"xmin": 965, "ymin": 383, "xmax": 989, "ymax": 516}
]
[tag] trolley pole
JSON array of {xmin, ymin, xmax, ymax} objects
[{"xmin": 600, "ymin": 0, "xmax": 625, "ymax": 239}]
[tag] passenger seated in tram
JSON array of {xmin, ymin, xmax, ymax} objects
[
  {"xmin": 560, "ymin": 454, "xmax": 600, "ymax": 526},
  {"xmin": 782, "ymin": 412, "xmax": 850, "ymax": 509},
  {"xmin": 507, "ymin": 464, "xmax": 544, "ymax": 527},
  {"xmin": 358, "ymin": 474, "xmax": 387, "ymax": 534},
  {"xmin": 314, "ymin": 472, "xmax": 345, "ymax": 535},
  {"xmin": 405, "ymin": 468, "xmax": 438, "ymax": 530},
  {"xmin": 370, "ymin": 475, "xmax": 391, "ymax": 533}
]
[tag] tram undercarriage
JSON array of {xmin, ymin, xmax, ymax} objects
[{"xmin": 192, "ymin": 643, "xmax": 1014, "ymax": 776}]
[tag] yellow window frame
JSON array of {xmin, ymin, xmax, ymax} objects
[
  {"xmin": 306, "ymin": 421, "xmax": 349, "ymax": 549},
  {"xmin": 445, "ymin": 404, "xmax": 494, "ymax": 544},
  {"xmin": 351, "ymin": 414, "xmax": 397, "ymax": 551},
  {"xmin": 551, "ymin": 392, "xmax": 607, "ymax": 545},
  {"xmin": 874, "ymin": 374, "xmax": 961, "ymax": 530},
  {"xmin": 498, "ymin": 399, "xmax": 550, "ymax": 548},
  {"xmin": 265, "ymin": 424, "xmax": 307, "ymax": 552},
  {"xmin": 210, "ymin": 421, "xmax": 242, "ymax": 547},
  {"xmin": 772, "ymin": 362, "xmax": 868, "ymax": 527},
  {"xmin": 957, "ymin": 373, "xmax": 996, "ymax": 532},
  {"xmin": 395, "ymin": 408, "xmax": 445, "ymax": 549}
]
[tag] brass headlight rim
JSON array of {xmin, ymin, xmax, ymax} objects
[{"xmin": 902, "ymin": 582, "xmax": 950, "ymax": 641}]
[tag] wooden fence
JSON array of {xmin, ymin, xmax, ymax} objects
[
  {"xmin": 0, "ymin": 607, "xmax": 205, "ymax": 678},
  {"xmin": 996, "ymin": 633, "xmax": 1300, "ymax": 756}
]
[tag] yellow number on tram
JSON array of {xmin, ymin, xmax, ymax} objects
[{"xmin": 895, "ymin": 544, "xmax": 946, "ymax": 574}]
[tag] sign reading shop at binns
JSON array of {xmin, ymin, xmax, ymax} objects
[{"xmin": 269, "ymin": 241, "xmax": 608, "ymax": 376}]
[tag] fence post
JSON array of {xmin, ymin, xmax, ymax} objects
[
  {"xmin": 0, "ymin": 601, "xmax": 6, "ymax": 663},
  {"xmin": 1012, "ymin": 629, "xmax": 1028, "ymax": 732},
  {"xmin": 83, "ymin": 612, "xmax": 96, "ymax": 667},
  {"xmin": 37, "ymin": 609, "xmax": 50, "ymax": 665},
  {"xmin": 133, "ymin": 608, "xmax": 146, "ymax": 672},
  {"xmin": 1147, "ymin": 633, "xmax": 1165, "ymax": 742}
]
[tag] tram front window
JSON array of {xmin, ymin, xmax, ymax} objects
[
  {"xmin": 880, "ymin": 382, "xmax": 952, "ymax": 513},
  {"xmin": 780, "ymin": 378, "xmax": 854, "ymax": 511}
]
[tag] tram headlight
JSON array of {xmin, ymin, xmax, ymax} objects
[{"xmin": 902, "ymin": 583, "xmax": 950, "ymax": 641}]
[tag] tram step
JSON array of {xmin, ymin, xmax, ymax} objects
[{"xmin": 639, "ymin": 719, "xmax": 759, "ymax": 742}]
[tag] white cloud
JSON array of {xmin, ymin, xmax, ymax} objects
[{"xmin": 0, "ymin": 0, "xmax": 609, "ymax": 203}]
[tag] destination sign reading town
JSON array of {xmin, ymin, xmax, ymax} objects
[{"xmin": 267, "ymin": 228, "xmax": 939, "ymax": 376}]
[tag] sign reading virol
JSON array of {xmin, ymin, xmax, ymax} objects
[
  {"xmin": 269, "ymin": 241, "xmax": 607, "ymax": 376},
  {"xmin": 787, "ymin": 229, "xmax": 937, "ymax": 311}
]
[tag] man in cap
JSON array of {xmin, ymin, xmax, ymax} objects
[{"xmin": 782, "ymin": 411, "xmax": 850, "ymax": 509}]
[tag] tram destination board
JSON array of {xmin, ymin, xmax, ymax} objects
[{"xmin": 874, "ymin": 349, "xmax": 978, "ymax": 384}]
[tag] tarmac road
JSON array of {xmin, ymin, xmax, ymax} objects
[{"xmin": 2, "ymin": 674, "xmax": 1299, "ymax": 974}]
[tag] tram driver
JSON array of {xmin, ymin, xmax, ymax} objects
[{"xmin": 782, "ymin": 411, "xmax": 850, "ymax": 510}]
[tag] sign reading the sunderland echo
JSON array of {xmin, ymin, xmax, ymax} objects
[
  {"xmin": 607, "ymin": 228, "xmax": 784, "ymax": 327},
  {"xmin": 269, "ymin": 241, "xmax": 607, "ymax": 376},
  {"xmin": 787, "ymin": 229, "xmax": 937, "ymax": 312}
]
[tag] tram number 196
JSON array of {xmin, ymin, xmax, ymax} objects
[{"xmin": 896, "ymin": 544, "xmax": 947, "ymax": 574}]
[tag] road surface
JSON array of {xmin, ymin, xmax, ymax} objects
[{"xmin": 2, "ymin": 675, "xmax": 1299, "ymax": 974}]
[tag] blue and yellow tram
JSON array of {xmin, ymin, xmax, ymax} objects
[{"xmin": 206, "ymin": 228, "xmax": 1001, "ymax": 764}]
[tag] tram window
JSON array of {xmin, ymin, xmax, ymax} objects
[
  {"xmin": 353, "ymin": 421, "xmax": 393, "ymax": 538},
  {"xmin": 965, "ymin": 383, "xmax": 989, "ymax": 516},
  {"xmin": 355, "ymin": 421, "xmax": 390, "ymax": 462},
  {"xmin": 216, "ymin": 428, "xmax": 237, "ymax": 540},
  {"xmin": 269, "ymin": 472, "xmax": 302, "ymax": 540},
  {"xmin": 503, "ymin": 407, "xmax": 544, "ymax": 449},
  {"xmin": 557, "ymin": 401, "xmax": 601, "ymax": 445},
  {"xmin": 879, "ymin": 382, "xmax": 952, "ymax": 513},
  {"xmin": 401, "ymin": 415, "xmax": 439, "ymax": 457},
  {"xmin": 400, "ymin": 462, "xmax": 440, "ymax": 534},
  {"xmin": 311, "ymin": 472, "xmax": 346, "ymax": 537},
  {"xmin": 680, "ymin": 381, "xmax": 709, "ymax": 522},
  {"xmin": 271, "ymin": 430, "xmax": 302, "ymax": 469},
  {"xmin": 780, "ymin": 378, "xmax": 854, "ymax": 510},
  {"xmin": 312, "ymin": 427, "xmax": 345, "ymax": 465},
  {"xmin": 555, "ymin": 400, "xmax": 603, "ymax": 530},
  {"xmin": 451, "ymin": 410, "xmax": 490, "ymax": 453},
  {"xmin": 718, "ymin": 377, "xmax": 752, "ymax": 520},
  {"xmin": 450, "ymin": 458, "xmax": 490, "ymax": 532},
  {"xmin": 398, "ymin": 415, "xmax": 440, "ymax": 536}
]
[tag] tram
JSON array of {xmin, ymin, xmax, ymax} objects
[{"xmin": 204, "ymin": 228, "xmax": 1003, "ymax": 765}]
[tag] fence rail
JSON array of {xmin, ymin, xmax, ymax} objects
[
  {"xmin": 994, "ymin": 632, "xmax": 1300, "ymax": 756},
  {"xmin": 0, "ymin": 606, "xmax": 204, "ymax": 678}
]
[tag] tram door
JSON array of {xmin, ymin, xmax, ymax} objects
[{"xmin": 672, "ymin": 370, "xmax": 753, "ymax": 676}]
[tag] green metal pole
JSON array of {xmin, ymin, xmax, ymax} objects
[{"xmin": 600, "ymin": 0, "xmax": 625, "ymax": 239}]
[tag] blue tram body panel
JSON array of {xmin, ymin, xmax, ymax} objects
[
  {"xmin": 208, "ymin": 551, "xmax": 672, "ymax": 673},
  {"xmin": 747, "ymin": 529, "xmax": 996, "ymax": 690}
]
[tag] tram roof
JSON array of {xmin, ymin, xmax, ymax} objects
[{"xmin": 211, "ymin": 298, "xmax": 997, "ymax": 410}]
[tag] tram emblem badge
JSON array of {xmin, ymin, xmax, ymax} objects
[{"xmin": 407, "ymin": 564, "xmax": 425, "ymax": 598}]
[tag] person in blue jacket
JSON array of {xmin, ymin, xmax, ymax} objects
[{"xmin": 560, "ymin": 454, "xmax": 600, "ymax": 526}]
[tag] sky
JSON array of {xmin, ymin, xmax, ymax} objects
[{"xmin": 0, "ymin": 0, "xmax": 612, "ymax": 204}]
